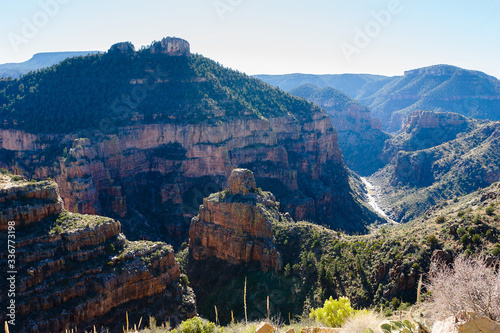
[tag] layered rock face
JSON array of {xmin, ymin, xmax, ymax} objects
[
  {"xmin": 189, "ymin": 168, "xmax": 282, "ymax": 271},
  {"xmin": 0, "ymin": 37, "xmax": 377, "ymax": 244},
  {"xmin": 0, "ymin": 174, "xmax": 195, "ymax": 332},
  {"xmin": 1, "ymin": 108, "xmax": 362, "ymax": 243},
  {"xmin": 0, "ymin": 176, "xmax": 63, "ymax": 230}
]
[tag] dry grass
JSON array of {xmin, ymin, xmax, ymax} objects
[
  {"xmin": 223, "ymin": 321, "xmax": 258, "ymax": 333},
  {"xmin": 139, "ymin": 316, "xmax": 171, "ymax": 333},
  {"xmin": 338, "ymin": 311, "xmax": 385, "ymax": 333}
]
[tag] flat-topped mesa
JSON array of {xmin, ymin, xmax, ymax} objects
[
  {"xmin": 382, "ymin": 110, "xmax": 473, "ymax": 161},
  {"xmin": 189, "ymin": 168, "xmax": 282, "ymax": 272},
  {"xmin": 403, "ymin": 110, "xmax": 468, "ymax": 133},
  {"xmin": 150, "ymin": 37, "xmax": 190, "ymax": 56}
]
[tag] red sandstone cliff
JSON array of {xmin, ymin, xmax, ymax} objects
[
  {"xmin": 0, "ymin": 108, "xmax": 367, "ymax": 243},
  {"xmin": 0, "ymin": 174, "xmax": 195, "ymax": 332}
]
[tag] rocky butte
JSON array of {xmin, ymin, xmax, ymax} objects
[
  {"xmin": 189, "ymin": 168, "xmax": 282, "ymax": 272},
  {"xmin": 0, "ymin": 173, "xmax": 195, "ymax": 332}
]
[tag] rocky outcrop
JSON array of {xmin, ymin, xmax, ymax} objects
[
  {"xmin": 109, "ymin": 41, "xmax": 135, "ymax": 54},
  {"xmin": 432, "ymin": 313, "xmax": 500, "ymax": 333},
  {"xmin": 404, "ymin": 110, "xmax": 468, "ymax": 132},
  {"xmin": 383, "ymin": 111, "xmax": 472, "ymax": 161},
  {"xmin": 189, "ymin": 168, "xmax": 282, "ymax": 271},
  {"xmin": 0, "ymin": 177, "xmax": 63, "ymax": 231},
  {"xmin": 150, "ymin": 37, "xmax": 190, "ymax": 56},
  {"xmin": 0, "ymin": 174, "xmax": 195, "ymax": 332}
]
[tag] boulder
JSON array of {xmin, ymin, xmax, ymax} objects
[
  {"xmin": 432, "ymin": 313, "xmax": 500, "ymax": 333},
  {"xmin": 255, "ymin": 322, "xmax": 274, "ymax": 333}
]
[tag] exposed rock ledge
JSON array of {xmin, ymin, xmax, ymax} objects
[{"xmin": 0, "ymin": 174, "xmax": 195, "ymax": 332}]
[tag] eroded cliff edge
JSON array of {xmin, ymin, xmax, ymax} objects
[{"xmin": 0, "ymin": 173, "xmax": 195, "ymax": 332}]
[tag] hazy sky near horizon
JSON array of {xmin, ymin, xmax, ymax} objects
[{"xmin": 1, "ymin": 0, "xmax": 499, "ymax": 78}]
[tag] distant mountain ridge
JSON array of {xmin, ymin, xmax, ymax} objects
[
  {"xmin": 358, "ymin": 65, "xmax": 500, "ymax": 132},
  {"xmin": 0, "ymin": 51, "xmax": 100, "ymax": 78},
  {"xmin": 256, "ymin": 65, "xmax": 500, "ymax": 132},
  {"xmin": 253, "ymin": 73, "xmax": 388, "ymax": 99}
]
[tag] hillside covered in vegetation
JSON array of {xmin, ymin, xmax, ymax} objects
[
  {"xmin": 176, "ymin": 179, "xmax": 500, "ymax": 330},
  {"xmin": 0, "ymin": 42, "xmax": 321, "ymax": 134}
]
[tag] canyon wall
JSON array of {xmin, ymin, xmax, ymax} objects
[
  {"xmin": 0, "ymin": 108, "xmax": 370, "ymax": 244},
  {"xmin": 0, "ymin": 174, "xmax": 195, "ymax": 332}
]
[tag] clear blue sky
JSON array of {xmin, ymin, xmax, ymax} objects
[{"xmin": 1, "ymin": 0, "xmax": 499, "ymax": 78}]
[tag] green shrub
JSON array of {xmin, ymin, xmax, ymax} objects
[
  {"xmin": 390, "ymin": 297, "xmax": 400, "ymax": 310},
  {"xmin": 173, "ymin": 317, "xmax": 221, "ymax": 333},
  {"xmin": 309, "ymin": 296, "xmax": 354, "ymax": 327},
  {"xmin": 457, "ymin": 226, "xmax": 466, "ymax": 237},
  {"xmin": 425, "ymin": 234, "xmax": 438, "ymax": 245},
  {"xmin": 435, "ymin": 215, "xmax": 446, "ymax": 224},
  {"xmin": 51, "ymin": 225, "xmax": 63, "ymax": 235},
  {"xmin": 382, "ymin": 308, "xmax": 393, "ymax": 317},
  {"xmin": 411, "ymin": 263, "xmax": 420, "ymax": 271},
  {"xmin": 457, "ymin": 211, "xmax": 465, "ymax": 217},
  {"xmin": 284, "ymin": 263, "xmax": 292, "ymax": 277},
  {"xmin": 460, "ymin": 234, "xmax": 469, "ymax": 245},
  {"xmin": 485, "ymin": 206, "xmax": 495, "ymax": 216},
  {"xmin": 180, "ymin": 273, "xmax": 190, "ymax": 286},
  {"xmin": 471, "ymin": 234, "xmax": 481, "ymax": 245}
]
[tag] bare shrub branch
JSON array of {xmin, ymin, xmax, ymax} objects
[{"xmin": 426, "ymin": 256, "xmax": 500, "ymax": 321}]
